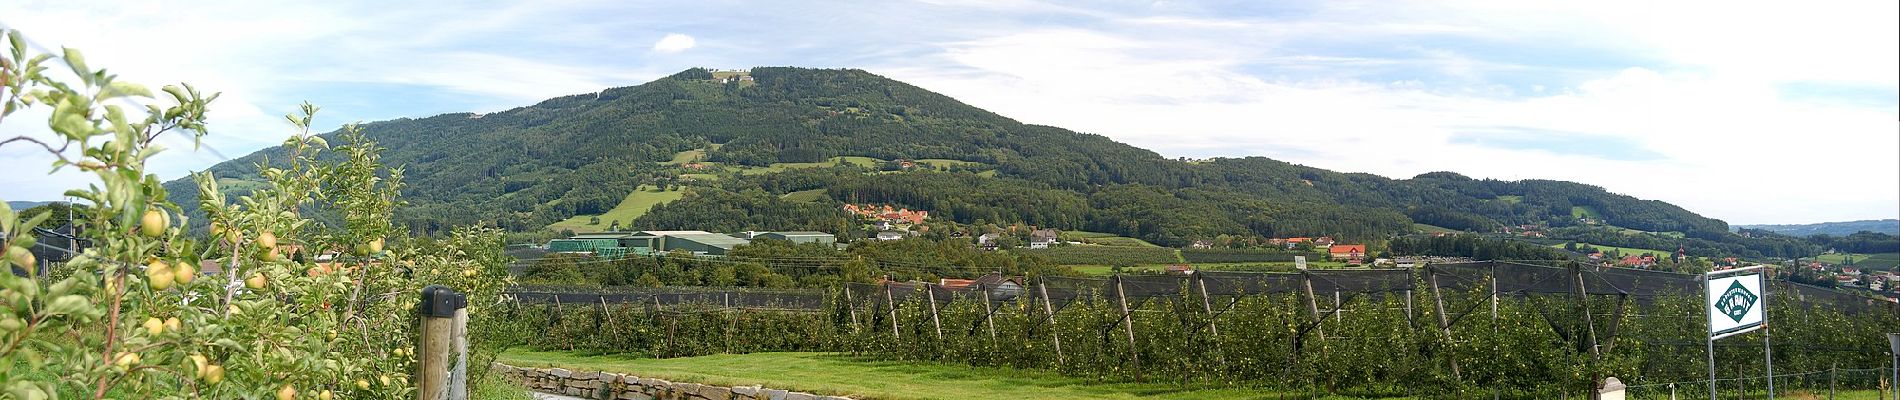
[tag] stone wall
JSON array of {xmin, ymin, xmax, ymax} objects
[{"xmin": 491, "ymin": 363, "xmax": 853, "ymax": 400}]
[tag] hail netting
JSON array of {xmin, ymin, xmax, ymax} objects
[
  {"xmin": 1197, "ymin": 271, "xmax": 1305, "ymax": 296},
  {"xmin": 1039, "ymin": 276, "xmax": 1106, "ymax": 312},
  {"xmin": 506, "ymin": 287, "xmax": 826, "ymax": 310},
  {"xmin": 1429, "ymin": 261, "xmax": 1700, "ymax": 297}
]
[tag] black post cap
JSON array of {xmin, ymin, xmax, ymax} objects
[{"xmin": 420, "ymin": 285, "xmax": 467, "ymax": 318}]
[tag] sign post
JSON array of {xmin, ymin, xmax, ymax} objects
[
  {"xmin": 1705, "ymin": 266, "xmax": 1769, "ymax": 400},
  {"xmin": 1888, "ymin": 333, "xmax": 1899, "ymax": 400}
]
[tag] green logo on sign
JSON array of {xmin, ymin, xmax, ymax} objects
[{"xmin": 1713, "ymin": 280, "xmax": 1758, "ymax": 323}]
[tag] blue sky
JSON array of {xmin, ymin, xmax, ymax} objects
[{"xmin": 1, "ymin": 0, "xmax": 1895, "ymax": 225}]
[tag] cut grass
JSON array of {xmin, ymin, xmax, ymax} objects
[
  {"xmin": 499, "ymin": 350, "xmax": 1300, "ymax": 400},
  {"xmin": 663, "ymin": 149, "xmax": 706, "ymax": 165},
  {"xmin": 548, "ymin": 186, "xmax": 687, "ymax": 232},
  {"xmin": 1570, "ymin": 205, "xmax": 1602, "ymax": 220}
]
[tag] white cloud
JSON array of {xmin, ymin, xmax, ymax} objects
[
  {"xmin": 878, "ymin": 25, "xmax": 1898, "ymax": 225},
  {"xmin": 651, "ymin": 33, "xmax": 697, "ymax": 54}
]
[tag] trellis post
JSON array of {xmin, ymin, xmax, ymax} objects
[
  {"xmin": 1038, "ymin": 280, "xmax": 1066, "ymax": 367},
  {"xmin": 1301, "ymin": 269, "xmax": 1325, "ymax": 340},
  {"xmin": 1426, "ymin": 266, "xmax": 1461, "ymax": 380},
  {"xmin": 884, "ymin": 277, "xmax": 901, "ymax": 339},
  {"xmin": 1114, "ymin": 274, "xmax": 1142, "ymax": 381},
  {"xmin": 981, "ymin": 283, "xmax": 999, "ymax": 341},
  {"xmin": 925, "ymin": 283, "xmax": 944, "ymax": 339},
  {"xmin": 844, "ymin": 285, "xmax": 862, "ymax": 332},
  {"xmin": 1195, "ymin": 274, "xmax": 1228, "ymax": 368}
]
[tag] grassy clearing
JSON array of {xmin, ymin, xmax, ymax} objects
[
  {"xmin": 664, "ymin": 149, "xmax": 706, "ymax": 165},
  {"xmin": 1413, "ymin": 223, "xmax": 1459, "ymax": 234},
  {"xmin": 1571, "ymin": 206, "xmax": 1602, "ymax": 219},
  {"xmin": 548, "ymin": 186, "xmax": 687, "ymax": 232},
  {"xmin": 499, "ymin": 350, "xmax": 1298, "ymax": 400},
  {"xmin": 1815, "ymin": 252, "xmax": 1900, "ymax": 269},
  {"xmin": 1495, "ymin": 195, "xmax": 1522, "ymax": 204},
  {"xmin": 781, "ymin": 189, "xmax": 829, "ymax": 203},
  {"xmin": 1552, "ymin": 242, "xmax": 1676, "ymax": 257},
  {"xmin": 1059, "ymin": 230, "xmax": 1160, "ymax": 247}
]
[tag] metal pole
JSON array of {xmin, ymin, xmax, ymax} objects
[
  {"xmin": 1706, "ymin": 274, "xmax": 1718, "ymax": 400},
  {"xmin": 1762, "ymin": 271, "xmax": 1774, "ymax": 400}
]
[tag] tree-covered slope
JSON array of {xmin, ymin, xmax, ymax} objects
[{"xmin": 164, "ymin": 67, "xmax": 1809, "ymax": 257}]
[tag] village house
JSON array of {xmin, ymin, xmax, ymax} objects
[
  {"xmin": 975, "ymin": 233, "xmax": 1001, "ymax": 251},
  {"xmin": 1330, "ymin": 244, "xmax": 1367, "ymax": 264},
  {"xmin": 1029, "ymin": 229, "xmax": 1060, "ymax": 249},
  {"xmin": 1189, "ymin": 240, "xmax": 1213, "ymax": 249},
  {"xmin": 875, "ymin": 231, "xmax": 906, "ymax": 241},
  {"xmin": 1165, "ymin": 265, "xmax": 1195, "ymax": 275},
  {"xmin": 939, "ymin": 273, "xmax": 1025, "ymax": 300}
]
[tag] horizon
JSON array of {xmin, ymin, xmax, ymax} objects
[{"xmin": 1, "ymin": 0, "xmax": 1895, "ymax": 225}]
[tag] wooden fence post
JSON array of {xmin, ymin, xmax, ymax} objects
[
  {"xmin": 1114, "ymin": 274, "xmax": 1142, "ymax": 381},
  {"xmin": 1038, "ymin": 281, "xmax": 1066, "ymax": 367},
  {"xmin": 418, "ymin": 285, "xmax": 466, "ymax": 400}
]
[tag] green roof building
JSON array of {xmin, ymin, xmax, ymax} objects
[
  {"xmin": 659, "ymin": 233, "xmax": 750, "ymax": 255},
  {"xmin": 757, "ymin": 231, "xmax": 836, "ymax": 245}
]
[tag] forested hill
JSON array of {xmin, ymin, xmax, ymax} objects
[
  {"xmin": 1738, "ymin": 220, "xmax": 1900, "ymax": 237},
  {"xmin": 162, "ymin": 67, "xmax": 1813, "ymax": 258}
]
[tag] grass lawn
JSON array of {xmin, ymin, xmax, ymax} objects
[
  {"xmin": 1059, "ymin": 231, "xmax": 1161, "ymax": 247},
  {"xmin": 781, "ymin": 189, "xmax": 828, "ymax": 203},
  {"xmin": 1413, "ymin": 223, "xmax": 1459, "ymax": 234},
  {"xmin": 548, "ymin": 186, "xmax": 686, "ymax": 232},
  {"xmin": 1570, "ymin": 205, "xmax": 1602, "ymax": 219},
  {"xmin": 498, "ymin": 350, "xmax": 1304, "ymax": 400},
  {"xmin": 1552, "ymin": 242, "xmax": 1676, "ymax": 257},
  {"xmin": 1494, "ymin": 195, "xmax": 1522, "ymax": 204},
  {"xmin": 1815, "ymin": 252, "xmax": 1900, "ymax": 269},
  {"xmin": 663, "ymin": 149, "xmax": 706, "ymax": 165}
]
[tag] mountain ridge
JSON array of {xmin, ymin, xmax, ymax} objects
[
  {"xmin": 1738, "ymin": 219, "xmax": 1900, "ymax": 237},
  {"xmin": 161, "ymin": 67, "xmax": 1815, "ymax": 258}
]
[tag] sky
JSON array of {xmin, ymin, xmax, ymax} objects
[{"xmin": 1, "ymin": 0, "xmax": 1895, "ymax": 225}]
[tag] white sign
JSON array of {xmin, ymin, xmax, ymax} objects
[
  {"xmin": 1295, "ymin": 256, "xmax": 1307, "ymax": 270},
  {"xmin": 1707, "ymin": 271, "xmax": 1765, "ymax": 339}
]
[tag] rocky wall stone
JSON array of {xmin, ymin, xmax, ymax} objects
[{"xmin": 493, "ymin": 363, "xmax": 843, "ymax": 400}]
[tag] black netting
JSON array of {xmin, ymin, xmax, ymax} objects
[
  {"xmin": 1119, "ymin": 274, "xmax": 1189, "ymax": 299},
  {"xmin": 1041, "ymin": 276, "xmax": 1107, "ymax": 311},
  {"xmin": 1780, "ymin": 281, "xmax": 1898, "ymax": 315},
  {"xmin": 1586, "ymin": 266, "xmax": 1698, "ymax": 296},
  {"xmin": 1198, "ymin": 271, "xmax": 1303, "ymax": 295},
  {"xmin": 505, "ymin": 290, "xmax": 825, "ymax": 310},
  {"xmin": 1309, "ymin": 269, "xmax": 1415, "ymax": 294}
]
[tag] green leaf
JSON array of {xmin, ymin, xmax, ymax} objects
[
  {"xmin": 60, "ymin": 47, "xmax": 89, "ymax": 85},
  {"xmin": 42, "ymin": 294, "xmax": 93, "ymax": 317},
  {"xmin": 101, "ymin": 81, "xmax": 152, "ymax": 100}
]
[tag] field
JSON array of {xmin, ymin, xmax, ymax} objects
[
  {"xmin": 1816, "ymin": 252, "xmax": 1900, "ymax": 269},
  {"xmin": 1019, "ymin": 245, "xmax": 1179, "ymax": 265},
  {"xmin": 498, "ymin": 350, "xmax": 1296, "ymax": 400},
  {"xmin": 1570, "ymin": 205, "xmax": 1602, "ymax": 219},
  {"xmin": 1552, "ymin": 242, "xmax": 1676, "ymax": 257},
  {"xmin": 1058, "ymin": 230, "xmax": 1160, "ymax": 247},
  {"xmin": 548, "ymin": 186, "xmax": 686, "ymax": 232},
  {"xmin": 1413, "ymin": 223, "xmax": 1459, "ymax": 234}
]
